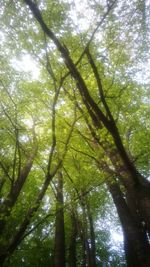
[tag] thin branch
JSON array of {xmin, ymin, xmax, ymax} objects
[
  {"xmin": 72, "ymin": 0, "xmax": 117, "ymax": 66},
  {"xmin": 0, "ymin": 161, "xmax": 12, "ymax": 182},
  {"xmin": 1, "ymin": 104, "xmax": 17, "ymax": 129},
  {"xmin": 24, "ymin": 0, "xmax": 111, "ymax": 132},
  {"xmin": 12, "ymin": 128, "xmax": 19, "ymax": 183},
  {"xmin": 51, "ymin": 105, "xmax": 77, "ymax": 178},
  {"xmin": 63, "ymin": 166, "xmax": 80, "ymax": 199},
  {"xmin": 0, "ymin": 80, "xmax": 17, "ymax": 109},
  {"xmin": 47, "ymin": 81, "xmax": 62, "ymax": 176},
  {"xmin": 43, "ymin": 33, "xmax": 57, "ymax": 89},
  {"xmin": 21, "ymin": 212, "xmax": 55, "ymax": 240},
  {"xmin": 86, "ymin": 47, "xmax": 113, "ymax": 121}
]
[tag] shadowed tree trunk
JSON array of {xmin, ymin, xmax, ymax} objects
[
  {"xmin": 107, "ymin": 177, "xmax": 150, "ymax": 267},
  {"xmin": 54, "ymin": 171, "xmax": 66, "ymax": 267},
  {"xmin": 77, "ymin": 195, "xmax": 92, "ymax": 267},
  {"xmin": 0, "ymin": 177, "xmax": 5, "ymax": 193},
  {"xmin": 76, "ymin": 211, "xmax": 87, "ymax": 267},
  {"xmin": 68, "ymin": 210, "xmax": 77, "ymax": 267},
  {"xmin": 86, "ymin": 200, "xmax": 96, "ymax": 267}
]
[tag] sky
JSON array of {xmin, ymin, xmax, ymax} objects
[{"xmin": 11, "ymin": 54, "xmax": 40, "ymax": 80}]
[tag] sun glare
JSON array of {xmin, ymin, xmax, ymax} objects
[{"xmin": 11, "ymin": 54, "xmax": 40, "ymax": 80}]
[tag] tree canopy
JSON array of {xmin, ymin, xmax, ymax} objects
[{"xmin": 0, "ymin": 0, "xmax": 150, "ymax": 266}]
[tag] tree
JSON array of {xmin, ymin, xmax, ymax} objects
[
  {"xmin": 22, "ymin": 1, "xmax": 150, "ymax": 265},
  {"xmin": 54, "ymin": 171, "xmax": 66, "ymax": 267},
  {"xmin": 0, "ymin": 32, "xmax": 76, "ymax": 263},
  {"xmin": 0, "ymin": 0, "xmax": 150, "ymax": 266}
]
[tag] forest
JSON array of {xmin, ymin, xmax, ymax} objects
[{"xmin": 0, "ymin": 0, "xmax": 150, "ymax": 266}]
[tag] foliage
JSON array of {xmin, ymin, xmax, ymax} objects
[{"xmin": 0, "ymin": 0, "xmax": 150, "ymax": 266}]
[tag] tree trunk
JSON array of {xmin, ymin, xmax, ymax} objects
[
  {"xmin": 86, "ymin": 201, "xmax": 96, "ymax": 267},
  {"xmin": 107, "ymin": 178, "xmax": 150, "ymax": 267},
  {"xmin": 76, "ymin": 212, "xmax": 88, "ymax": 267},
  {"xmin": 68, "ymin": 211, "xmax": 77, "ymax": 267},
  {"xmin": 78, "ymin": 198, "xmax": 91, "ymax": 267},
  {"xmin": 54, "ymin": 171, "xmax": 66, "ymax": 267},
  {"xmin": 106, "ymin": 147, "xmax": 150, "ymax": 235}
]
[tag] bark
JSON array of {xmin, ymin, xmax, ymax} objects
[
  {"xmin": 54, "ymin": 172, "xmax": 66, "ymax": 267},
  {"xmin": 68, "ymin": 211, "xmax": 77, "ymax": 267},
  {"xmin": 91, "ymin": 124, "xmax": 150, "ymax": 247},
  {"xmin": 76, "ymin": 213, "xmax": 87, "ymax": 267},
  {"xmin": 0, "ymin": 177, "xmax": 5, "ymax": 193},
  {"xmin": 106, "ymin": 147, "xmax": 150, "ymax": 236},
  {"xmin": 85, "ymin": 239, "xmax": 91, "ymax": 267},
  {"xmin": 86, "ymin": 201, "xmax": 96, "ymax": 267},
  {"xmin": 78, "ymin": 200, "xmax": 91, "ymax": 267},
  {"xmin": 107, "ymin": 178, "xmax": 150, "ymax": 267},
  {"xmin": 137, "ymin": 185, "xmax": 150, "ymax": 235}
]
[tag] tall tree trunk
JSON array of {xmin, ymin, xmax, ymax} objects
[
  {"xmin": 107, "ymin": 177, "xmax": 150, "ymax": 267},
  {"xmin": 106, "ymin": 147, "xmax": 150, "ymax": 235},
  {"xmin": 86, "ymin": 201, "xmax": 96, "ymax": 267},
  {"xmin": 68, "ymin": 210, "xmax": 77, "ymax": 267},
  {"xmin": 79, "ymin": 198, "xmax": 91, "ymax": 267},
  {"xmin": 54, "ymin": 171, "xmax": 66, "ymax": 267},
  {"xmin": 76, "ymin": 210, "xmax": 88, "ymax": 267}
]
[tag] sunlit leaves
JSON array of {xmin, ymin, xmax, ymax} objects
[{"xmin": 0, "ymin": 0, "xmax": 150, "ymax": 266}]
